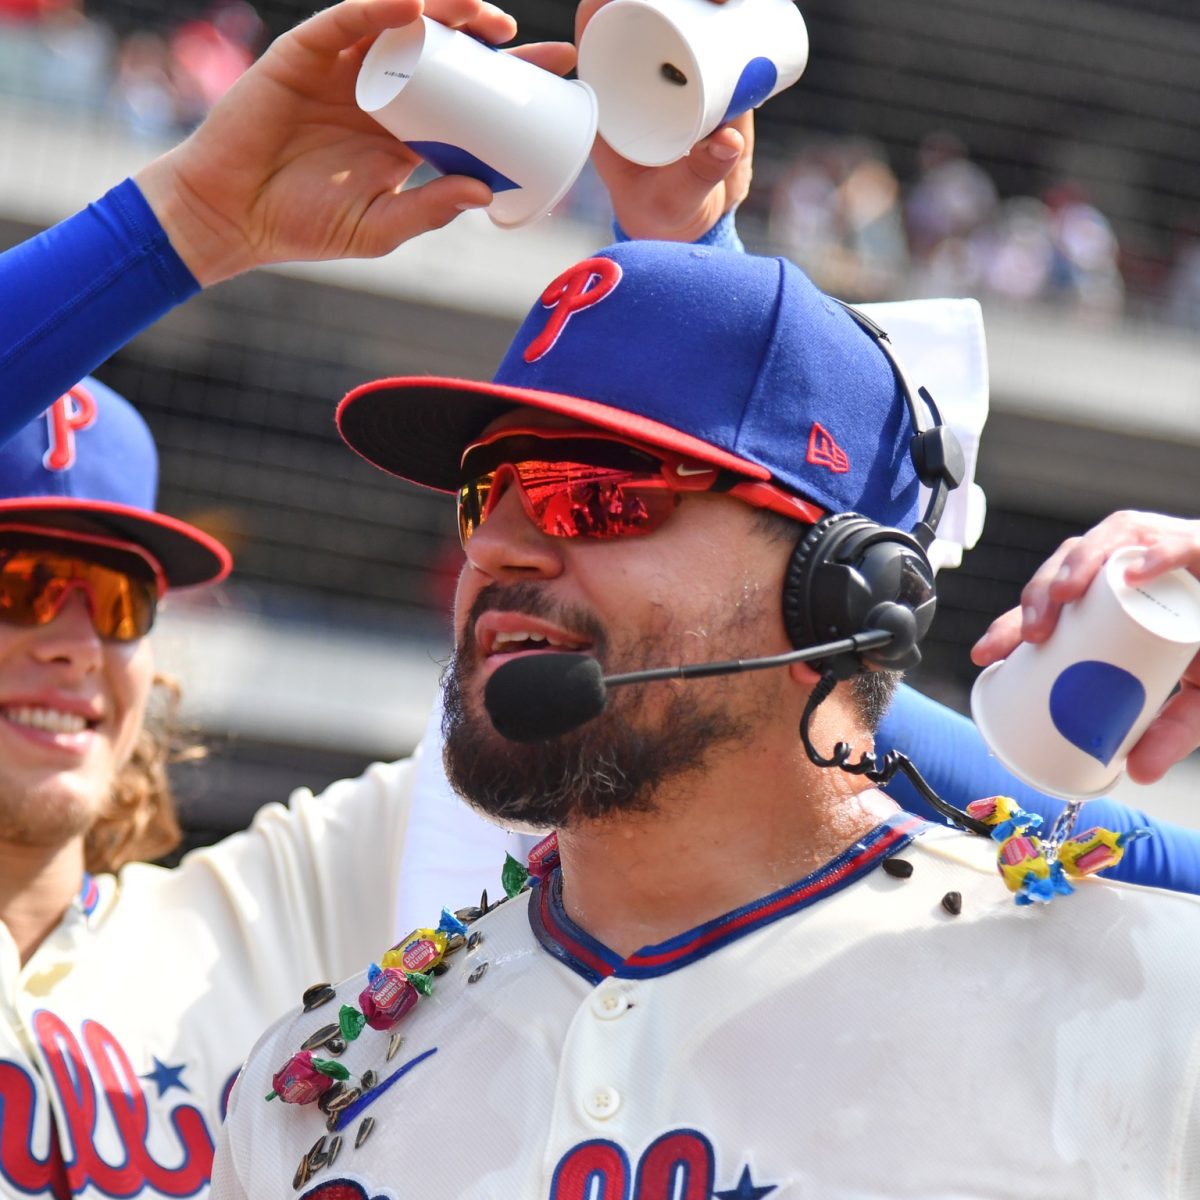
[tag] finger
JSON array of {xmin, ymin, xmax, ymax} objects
[
  {"xmin": 1125, "ymin": 683, "xmax": 1200, "ymax": 784},
  {"xmin": 507, "ymin": 40, "xmax": 578, "ymax": 76},
  {"xmin": 575, "ymin": 0, "xmax": 609, "ymax": 43},
  {"xmin": 362, "ymin": 174, "xmax": 493, "ymax": 254},
  {"xmin": 687, "ymin": 126, "xmax": 746, "ymax": 182},
  {"xmin": 970, "ymin": 605, "xmax": 1023, "ymax": 666},
  {"xmin": 1012, "ymin": 539, "xmax": 1079, "ymax": 643},
  {"xmin": 1123, "ymin": 524, "xmax": 1200, "ymax": 583},
  {"xmin": 290, "ymin": 0, "xmax": 425, "ymax": 58},
  {"xmin": 435, "ymin": 0, "xmax": 519, "ymax": 42}
]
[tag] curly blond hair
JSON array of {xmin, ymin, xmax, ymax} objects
[{"xmin": 83, "ymin": 674, "xmax": 204, "ymax": 876}]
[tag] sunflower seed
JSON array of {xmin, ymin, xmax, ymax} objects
[
  {"xmin": 941, "ymin": 890, "xmax": 963, "ymax": 916},
  {"xmin": 355, "ymin": 1117, "xmax": 376, "ymax": 1149},
  {"xmin": 882, "ymin": 858, "xmax": 914, "ymax": 879},
  {"xmin": 302, "ymin": 983, "xmax": 336, "ymax": 1012},
  {"xmin": 317, "ymin": 1082, "xmax": 345, "ymax": 1114},
  {"xmin": 468, "ymin": 961, "xmax": 489, "ymax": 985},
  {"xmin": 300, "ymin": 1023, "xmax": 340, "ymax": 1052},
  {"xmin": 360, "ymin": 1069, "xmax": 377, "ymax": 1091},
  {"xmin": 324, "ymin": 1036, "xmax": 347, "ymax": 1056},
  {"xmin": 325, "ymin": 1085, "xmax": 361, "ymax": 1114},
  {"xmin": 306, "ymin": 1136, "xmax": 327, "ymax": 1170},
  {"xmin": 386, "ymin": 1033, "xmax": 404, "ymax": 1061},
  {"xmin": 292, "ymin": 1154, "xmax": 311, "ymax": 1190},
  {"xmin": 467, "ymin": 931, "xmax": 483, "ymax": 953},
  {"xmin": 661, "ymin": 62, "xmax": 688, "ymax": 86},
  {"xmin": 325, "ymin": 1134, "xmax": 343, "ymax": 1170}
]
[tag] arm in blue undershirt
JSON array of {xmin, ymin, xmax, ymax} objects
[
  {"xmin": 0, "ymin": 178, "xmax": 199, "ymax": 444},
  {"xmin": 878, "ymin": 682, "xmax": 1200, "ymax": 893}
]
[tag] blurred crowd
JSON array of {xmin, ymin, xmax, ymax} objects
[
  {"xmin": 0, "ymin": 0, "xmax": 264, "ymax": 138},
  {"xmin": 759, "ymin": 131, "xmax": 1200, "ymax": 326},
  {"xmin": 5, "ymin": 0, "xmax": 1200, "ymax": 329}
]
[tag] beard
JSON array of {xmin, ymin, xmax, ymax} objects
[
  {"xmin": 442, "ymin": 581, "xmax": 765, "ymax": 829},
  {"xmin": 0, "ymin": 773, "xmax": 99, "ymax": 848}
]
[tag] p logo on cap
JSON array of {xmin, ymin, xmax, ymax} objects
[
  {"xmin": 524, "ymin": 258, "xmax": 623, "ymax": 364},
  {"xmin": 43, "ymin": 384, "xmax": 98, "ymax": 472}
]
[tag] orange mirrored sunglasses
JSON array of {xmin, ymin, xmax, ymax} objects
[
  {"xmin": 456, "ymin": 428, "xmax": 823, "ymax": 548},
  {"xmin": 0, "ymin": 527, "xmax": 165, "ymax": 642}
]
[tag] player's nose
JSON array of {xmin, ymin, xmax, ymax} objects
[{"xmin": 464, "ymin": 484, "xmax": 564, "ymax": 583}]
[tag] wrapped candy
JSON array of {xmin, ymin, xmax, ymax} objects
[
  {"xmin": 501, "ymin": 853, "xmax": 529, "ymax": 899},
  {"xmin": 996, "ymin": 833, "xmax": 1073, "ymax": 906},
  {"xmin": 266, "ymin": 1051, "xmax": 348, "ymax": 1104},
  {"xmin": 966, "ymin": 795, "xmax": 1042, "ymax": 842},
  {"xmin": 527, "ymin": 831, "xmax": 561, "ymax": 880},
  {"xmin": 358, "ymin": 964, "xmax": 420, "ymax": 1031},
  {"xmin": 382, "ymin": 910, "xmax": 467, "ymax": 974},
  {"xmin": 1058, "ymin": 827, "xmax": 1152, "ymax": 879}
]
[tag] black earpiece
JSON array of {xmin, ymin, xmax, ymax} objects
[{"xmin": 780, "ymin": 304, "xmax": 964, "ymax": 677}]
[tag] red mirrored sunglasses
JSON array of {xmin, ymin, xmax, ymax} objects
[
  {"xmin": 457, "ymin": 428, "xmax": 823, "ymax": 547},
  {"xmin": 0, "ymin": 526, "xmax": 166, "ymax": 643}
]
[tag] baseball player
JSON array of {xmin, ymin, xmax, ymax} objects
[
  {"xmin": 0, "ymin": 376, "xmax": 527, "ymax": 1200},
  {"xmin": 5, "ymin": 0, "xmax": 1198, "ymax": 892},
  {"xmin": 212, "ymin": 241, "xmax": 1200, "ymax": 1199}
]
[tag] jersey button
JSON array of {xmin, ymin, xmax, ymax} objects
[
  {"xmin": 584, "ymin": 1087, "xmax": 622, "ymax": 1120},
  {"xmin": 591, "ymin": 989, "xmax": 630, "ymax": 1020}
]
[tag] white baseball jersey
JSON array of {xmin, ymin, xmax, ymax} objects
[
  {"xmin": 0, "ymin": 745, "xmax": 511, "ymax": 1200},
  {"xmin": 213, "ymin": 813, "xmax": 1200, "ymax": 1200}
]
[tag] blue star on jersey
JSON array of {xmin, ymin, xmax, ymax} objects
[
  {"xmin": 140, "ymin": 1057, "xmax": 190, "ymax": 1097},
  {"xmin": 715, "ymin": 1165, "xmax": 777, "ymax": 1199}
]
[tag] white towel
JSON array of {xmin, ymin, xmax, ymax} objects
[{"xmin": 859, "ymin": 298, "xmax": 990, "ymax": 572}]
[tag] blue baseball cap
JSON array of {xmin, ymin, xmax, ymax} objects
[
  {"xmin": 336, "ymin": 241, "xmax": 920, "ymax": 531},
  {"xmin": 0, "ymin": 377, "xmax": 231, "ymax": 587}
]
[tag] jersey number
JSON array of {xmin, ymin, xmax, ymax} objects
[{"xmin": 550, "ymin": 1130, "xmax": 714, "ymax": 1200}]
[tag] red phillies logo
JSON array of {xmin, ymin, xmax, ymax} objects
[
  {"xmin": 523, "ymin": 257, "xmax": 623, "ymax": 363},
  {"xmin": 0, "ymin": 1011, "xmax": 213, "ymax": 1197},
  {"xmin": 806, "ymin": 422, "xmax": 850, "ymax": 474},
  {"xmin": 43, "ymin": 384, "xmax": 98, "ymax": 472}
]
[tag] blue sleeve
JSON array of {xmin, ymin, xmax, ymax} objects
[
  {"xmin": 0, "ymin": 178, "xmax": 200, "ymax": 444},
  {"xmin": 878, "ymin": 682, "xmax": 1200, "ymax": 893},
  {"xmin": 612, "ymin": 209, "xmax": 745, "ymax": 252}
]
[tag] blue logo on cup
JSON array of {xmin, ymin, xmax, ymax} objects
[
  {"xmin": 721, "ymin": 57, "xmax": 778, "ymax": 123},
  {"xmin": 407, "ymin": 141, "xmax": 520, "ymax": 193},
  {"xmin": 1049, "ymin": 660, "xmax": 1146, "ymax": 766}
]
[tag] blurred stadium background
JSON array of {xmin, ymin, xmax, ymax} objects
[{"xmin": 3, "ymin": 0, "xmax": 1199, "ymax": 848}]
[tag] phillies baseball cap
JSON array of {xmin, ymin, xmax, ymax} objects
[
  {"xmin": 0, "ymin": 377, "xmax": 231, "ymax": 587},
  {"xmin": 337, "ymin": 241, "xmax": 920, "ymax": 531}
]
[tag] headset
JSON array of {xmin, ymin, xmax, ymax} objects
[
  {"xmin": 781, "ymin": 301, "xmax": 966, "ymax": 681},
  {"xmin": 776, "ymin": 303, "xmax": 990, "ymax": 834}
]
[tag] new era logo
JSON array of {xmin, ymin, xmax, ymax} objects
[{"xmin": 806, "ymin": 423, "xmax": 850, "ymax": 474}]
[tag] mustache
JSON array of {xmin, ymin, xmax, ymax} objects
[{"xmin": 461, "ymin": 582, "xmax": 609, "ymax": 658}]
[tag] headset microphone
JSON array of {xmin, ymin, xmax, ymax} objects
[
  {"xmin": 484, "ymin": 630, "xmax": 894, "ymax": 744},
  {"xmin": 482, "ymin": 633, "xmax": 992, "ymax": 838}
]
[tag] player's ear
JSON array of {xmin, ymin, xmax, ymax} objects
[{"xmin": 788, "ymin": 661, "xmax": 822, "ymax": 686}]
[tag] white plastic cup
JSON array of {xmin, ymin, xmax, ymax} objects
[
  {"xmin": 971, "ymin": 547, "xmax": 1200, "ymax": 799},
  {"xmin": 356, "ymin": 20, "xmax": 598, "ymax": 229},
  {"xmin": 577, "ymin": 0, "xmax": 808, "ymax": 167}
]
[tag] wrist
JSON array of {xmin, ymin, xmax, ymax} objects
[
  {"xmin": 613, "ymin": 207, "xmax": 743, "ymax": 251},
  {"xmin": 134, "ymin": 147, "xmax": 255, "ymax": 287}
]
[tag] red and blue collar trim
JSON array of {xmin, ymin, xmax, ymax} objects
[
  {"xmin": 76, "ymin": 872, "xmax": 100, "ymax": 919},
  {"xmin": 528, "ymin": 812, "xmax": 926, "ymax": 984}
]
